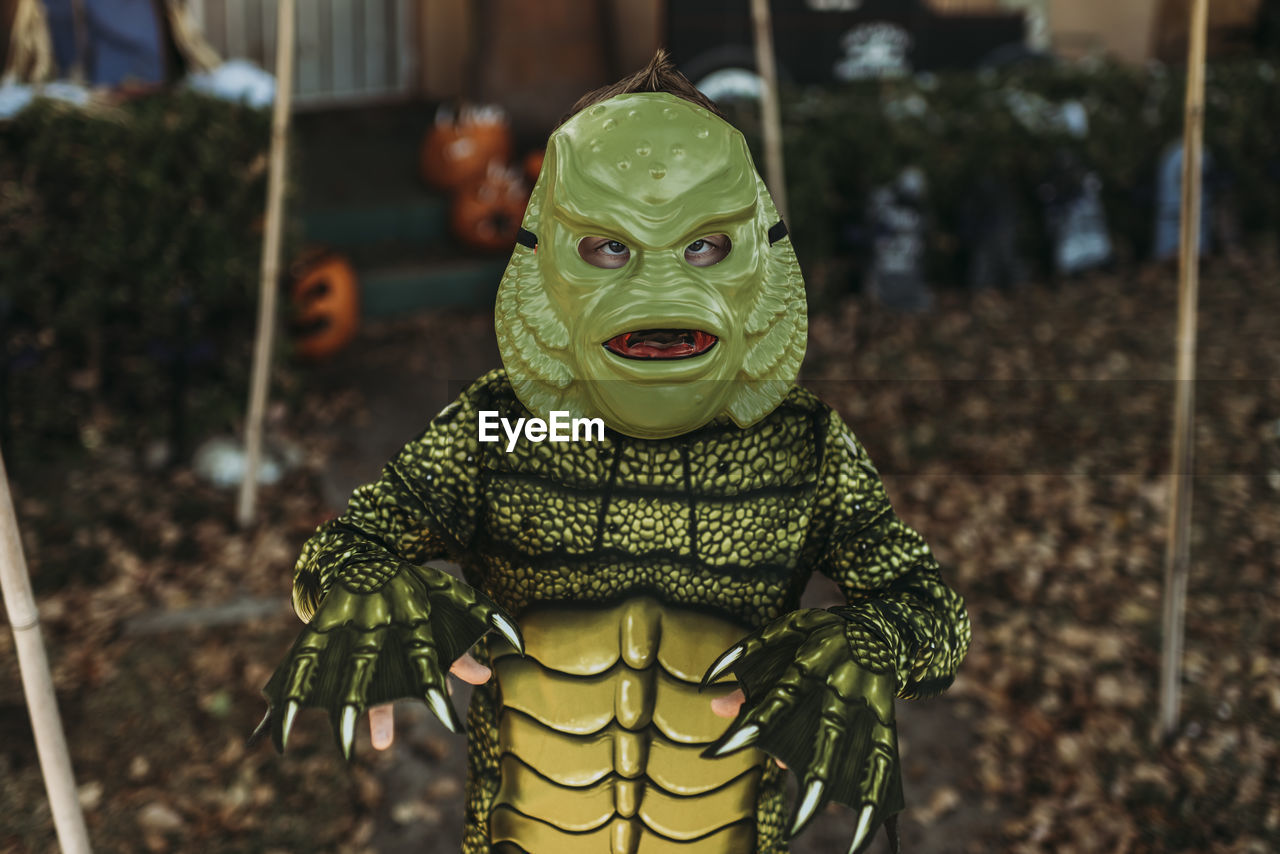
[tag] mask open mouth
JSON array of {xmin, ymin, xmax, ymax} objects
[{"xmin": 603, "ymin": 329, "xmax": 718, "ymax": 360}]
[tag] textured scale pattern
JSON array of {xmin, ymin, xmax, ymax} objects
[
  {"xmin": 754, "ymin": 760, "xmax": 789, "ymax": 852},
  {"xmin": 290, "ymin": 369, "xmax": 970, "ymax": 850},
  {"xmin": 463, "ymin": 644, "xmax": 502, "ymax": 853},
  {"xmin": 840, "ymin": 616, "xmax": 898, "ymax": 677}
]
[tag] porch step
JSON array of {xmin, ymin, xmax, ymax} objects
[
  {"xmin": 358, "ymin": 259, "xmax": 508, "ymax": 317},
  {"xmin": 292, "ymin": 104, "xmax": 517, "ymax": 314},
  {"xmin": 301, "ymin": 197, "xmax": 449, "ymax": 250},
  {"xmin": 298, "ymin": 200, "xmax": 513, "ymax": 316}
]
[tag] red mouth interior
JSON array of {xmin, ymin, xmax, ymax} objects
[{"xmin": 603, "ymin": 329, "xmax": 718, "ymax": 360}]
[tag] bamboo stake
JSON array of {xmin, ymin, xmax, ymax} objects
[
  {"xmin": 749, "ymin": 0, "xmax": 788, "ymax": 222},
  {"xmin": 1158, "ymin": 0, "xmax": 1209, "ymax": 742},
  {"xmin": 0, "ymin": 449, "xmax": 92, "ymax": 853},
  {"xmin": 237, "ymin": 0, "xmax": 296, "ymax": 528}
]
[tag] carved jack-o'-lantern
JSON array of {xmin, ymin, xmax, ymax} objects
[
  {"xmin": 290, "ymin": 252, "xmax": 360, "ymax": 360},
  {"xmin": 420, "ymin": 105, "xmax": 514, "ymax": 192},
  {"xmin": 451, "ymin": 163, "xmax": 530, "ymax": 252}
]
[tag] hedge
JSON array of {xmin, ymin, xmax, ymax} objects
[
  {"xmin": 769, "ymin": 58, "xmax": 1280, "ymax": 294},
  {"xmin": 0, "ymin": 91, "xmax": 274, "ymax": 462}
]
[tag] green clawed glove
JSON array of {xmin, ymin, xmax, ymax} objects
[
  {"xmin": 250, "ymin": 563, "xmax": 523, "ymax": 759},
  {"xmin": 700, "ymin": 608, "xmax": 903, "ymax": 854}
]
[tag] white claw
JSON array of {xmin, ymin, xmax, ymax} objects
[
  {"xmin": 847, "ymin": 804, "xmax": 875, "ymax": 854},
  {"xmin": 250, "ymin": 709, "xmax": 270, "ymax": 743},
  {"xmin": 426, "ymin": 687, "xmax": 458, "ymax": 734},
  {"xmin": 282, "ymin": 701, "xmax": 300, "ymax": 750},
  {"xmin": 340, "ymin": 705, "xmax": 358, "ymax": 758},
  {"xmin": 705, "ymin": 644, "xmax": 744, "ymax": 685},
  {"xmin": 490, "ymin": 613, "xmax": 524, "ymax": 654},
  {"xmin": 713, "ymin": 723, "xmax": 759, "ymax": 756},
  {"xmin": 791, "ymin": 780, "xmax": 824, "ymax": 836}
]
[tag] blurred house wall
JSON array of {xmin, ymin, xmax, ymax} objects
[
  {"xmin": 1047, "ymin": 0, "xmax": 1261, "ymax": 63},
  {"xmin": 416, "ymin": 0, "xmax": 468, "ymax": 97},
  {"xmin": 190, "ymin": 0, "xmax": 418, "ymax": 107},
  {"xmin": 612, "ymin": 0, "xmax": 665, "ymax": 77},
  {"xmin": 1047, "ymin": 0, "xmax": 1161, "ymax": 63},
  {"xmin": 415, "ymin": 0, "xmax": 662, "ymax": 132},
  {"xmin": 1152, "ymin": 0, "xmax": 1262, "ymax": 61}
]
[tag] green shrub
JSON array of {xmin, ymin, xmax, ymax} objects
[
  {"xmin": 0, "ymin": 91, "xmax": 275, "ymax": 461},
  {"xmin": 776, "ymin": 58, "xmax": 1280, "ymax": 292}
]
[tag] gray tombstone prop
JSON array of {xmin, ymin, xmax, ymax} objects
[
  {"xmin": 1049, "ymin": 171, "xmax": 1112, "ymax": 277},
  {"xmin": 865, "ymin": 167, "xmax": 933, "ymax": 312},
  {"xmin": 1018, "ymin": 99, "xmax": 1111, "ymax": 277},
  {"xmin": 1154, "ymin": 141, "xmax": 1213, "ymax": 261}
]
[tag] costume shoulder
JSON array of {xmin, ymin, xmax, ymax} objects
[
  {"xmin": 777, "ymin": 383, "xmax": 835, "ymax": 416},
  {"xmin": 780, "ymin": 385, "xmax": 881, "ymax": 467},
  {"xmin": 443, "ymin": 368, "xmax": 522, "ymax": 417},
  {"xmin": 766, "ymin": 383, "xmax": 847, "ymax": 451}
]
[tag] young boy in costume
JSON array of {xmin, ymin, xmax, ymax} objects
[{"xmin": 254, "ymin": 53, "xmax": 970, "ymax": 854}]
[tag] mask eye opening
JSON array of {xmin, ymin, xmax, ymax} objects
[
  {"xmin": 683, "ymin": 234, "xmax": 732, "ymax": 268},
  {"xmin": 578, "ymin": 236, "xmax": 631, "ymax": 269}
]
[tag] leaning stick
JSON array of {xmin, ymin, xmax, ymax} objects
[
  {"xmin": 0, "ymin": 449, "xmax": 92, "ymax": 853},
  {"xmin": 1157, "ymin": 0, "xmax": 1209, "ymax": 742},
  {"xmin": 750, "ymin": 0, "xmax": 788, "ymax": 222},
  {"xmin": 237, "ymin": 0, "xmax": 296, "ymax": 528}
]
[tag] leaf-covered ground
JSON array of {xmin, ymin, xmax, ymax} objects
[
  {"xmin": 1, "ymin": 253, "xmax": 1277, "ymax": 852},
  {"xmin": 805, "ymin": 255, "xmax": 1280, "ymax": 853}
]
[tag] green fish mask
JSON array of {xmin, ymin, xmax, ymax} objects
[{"xmin": 495, "ymin": 92, "xmax": 807, "ymax": 439}]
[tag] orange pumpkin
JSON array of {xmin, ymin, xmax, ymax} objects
[
  {"xmin": 523, "ymin": 149, "xmax": 545, "ymax": 184},
  {"xmin": 290, "ymin": 252, "xmax": 360, "ymax": 360},
  {"xmin": 420, "ymin": 105, "xmax": 514, "ymax": 192},
  {"xmin": 451, "ymin": 163, "xmax": 530, "ymax": 252}
]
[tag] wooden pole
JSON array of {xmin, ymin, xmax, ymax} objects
[
  {"xmin": 237, "ymin": 0, "xmax": 296, "ymax": 528},
  {"xmin": 749, "ymin": 0, "xmax": 788, "ymax": 222},
  {"xmin": 1157, "ymin": 0, "xmax": 1209, "ymax": 742},
  {"xmin": 0, "ymin": 449, "xmax": 93, "ymax": 853}
]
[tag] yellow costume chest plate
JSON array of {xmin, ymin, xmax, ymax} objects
[{"xmin": 488, "ymin": 596, "xmax": 765, "ymax": 853}]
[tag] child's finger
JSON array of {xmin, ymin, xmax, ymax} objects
[
  {"xmin": 709, "ymin": 688, "xmax": 746, "ymax": 718},
  {"xmin": 450, "ymin": 653, "xmax": 493, "ymax": 685},
  {"xmin": 369, "ymin": 703, "xmax": 395, "ymax": 749}
]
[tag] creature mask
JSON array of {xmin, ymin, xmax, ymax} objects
[{"xmin": 495, "ymin": 92, "xmax": 807, "ymax": 439}]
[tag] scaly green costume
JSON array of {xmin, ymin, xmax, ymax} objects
[{"xmin": 256, "ymin": 91, "xmax": 969, "ymax": 854}]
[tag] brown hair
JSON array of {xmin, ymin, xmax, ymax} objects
[{"xmin": 557, "ymin": 49, "xmax": 727, "ymax": 128}]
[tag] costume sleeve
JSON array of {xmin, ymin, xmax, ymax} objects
[
  {"xmin": 814, "ymin": 409, "xmax": 971, "ymax": 700},
  {"xmin": 290, "ymin": 375, "xmax": 491, "ymax": 622}
]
